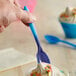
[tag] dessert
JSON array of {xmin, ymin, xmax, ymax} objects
[
  {"xmin": 30, "ymin": 62, "xmax": 52, "ymax": 76},
  {"xmin": 59, "ymin": 7, "xmax": 76, "ymax": 23},
  {"xmin": 30, "ymin": 62, "xmax": 67, "ymax": 76}
]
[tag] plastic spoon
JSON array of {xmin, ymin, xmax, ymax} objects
[
  {"xmin": 24, "ymin": 6, "xmax": 50, "ymax": 64},
  {"xmin": 44, "ymin": 35, "xmax": 76, "ymax": 48}
]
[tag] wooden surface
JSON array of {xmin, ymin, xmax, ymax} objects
[
  {"xmin": 0, "ymin": 0, "xmax": 76, "ymax": 76},
  {"xmin": 0, "ymin": 60, "xmax": 36, "ymax": 76},
  {"xmin": 0, "ymin": 48, "xmax": 35, "ymax": 72}
]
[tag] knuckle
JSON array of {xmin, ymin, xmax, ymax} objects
[{"xmin": 2, "ymin": 17, "xmax": 8, "ymax": 27}]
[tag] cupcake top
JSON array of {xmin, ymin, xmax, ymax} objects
[
  {"xmin": 30, "ymin": 62, "xmax": 52, "ymax": 76},
  {"xmin": 59, "ymin": 7, "xmax": 76, "ymax": 23},
  {"xmin": 30, "ymin": 62, "xmax": 67, "ymax": 76}
]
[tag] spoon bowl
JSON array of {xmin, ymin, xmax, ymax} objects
[
  {"xmin": 45, "ymin": 35, "xmax": 60, "ymax": 44},
  {"xmin": 44, "ymin": 35, "xmax": 76, "ymax": 48}
]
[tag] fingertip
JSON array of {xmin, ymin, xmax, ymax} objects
[
  {"xmin": 19, "ymin": 10, "xmax": 36, "ymax": 25},
  {"xmin": 31, "ymin": 15, "xmax": 36, "ymax": 21}
]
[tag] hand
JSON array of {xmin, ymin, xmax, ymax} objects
[{"xmin": 0, "ymin": 0, "xmax": 36, "ymax": 32}]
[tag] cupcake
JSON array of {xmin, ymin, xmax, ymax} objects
[
  {"xmin": 30, "ymin": 62, "xmax": 52, "ymax": 76},
  {"xmin": 59, "ymin": 7, "xmax": 76, "ymax": 38},
  {"xmin": 30, "ymin": 62, "xmax": 68, "ymax": 76}
]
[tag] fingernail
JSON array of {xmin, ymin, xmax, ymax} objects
[{"xmin": 32, "ymin": 16, "xmax": 36, "ymax": 21}]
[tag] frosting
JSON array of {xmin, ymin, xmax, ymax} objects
[
  {"xmin": 59, "ymin": 7, "xmax": 76, "ymax": 23},
  {"xmin": 30, "ymin": 62, "xmax": 68, "ymax": 76},
  {"xmin": 30, "ymin": 62, "xmax": 52, "ymax": 76}
]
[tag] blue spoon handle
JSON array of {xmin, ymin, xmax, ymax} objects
[
  {"xmin": 24, "ymin": 6, "xmax": 41, "ymax": 63},
  {"xmin": 24, "ymin": 6, "xmax": 41, "ymax": 48},
  {"xmin": 61, "ymin": 40, "xmax": 76, "ymax": 48}
]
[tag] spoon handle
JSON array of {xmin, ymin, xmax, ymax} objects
[
  {"xmin": 24, "ymin": 6, "xmax": 41, "ymax": 48},
  {"xmin": 24, "ymin": 6, "xmax": 51, "ymax": 64},
  {"xmin": 24, "ymin": 6, "xmax": 41, "ymax": 63},
  {"xmin": 61, "ymin": 40, "xmax": 76, "ymax": 48}
]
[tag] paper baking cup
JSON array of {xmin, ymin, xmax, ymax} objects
[{"xmin": 59, "ymin": 21, "xmax": 76, "ymax": 38}]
